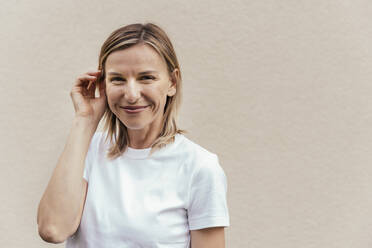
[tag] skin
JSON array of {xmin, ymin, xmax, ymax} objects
[
  {"xmin": 104, "ymin": 43, "xmax": 178, "ymax": 149},
  {"xmin": 191, "ymin": 227, "xmax": 226, "ymax": 248}
]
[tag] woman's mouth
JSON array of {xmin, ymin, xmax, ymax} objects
[{"xmin": 121, "ymin": 106, "xmax": 148, "ymax": 114}]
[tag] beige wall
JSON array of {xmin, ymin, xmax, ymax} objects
[{"xmin": 1, "ymin": 0, "xmax": 372, "ymax": 247}]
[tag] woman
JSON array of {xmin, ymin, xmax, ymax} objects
[{"xmin": 37, "ymin": 23, "xmax": 230, "ymax": 248}]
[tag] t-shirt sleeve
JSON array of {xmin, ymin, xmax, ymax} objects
[
  {"xmin": 187, "ymin": 153, "xmax": 230, "ymax": 230},
  {"xmin": 83, "ymin": 132, "xmax": 100, "ymax": 182}
]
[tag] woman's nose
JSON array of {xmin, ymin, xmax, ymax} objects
[{"xmin": 124, "ymin": 80, "xmax": 141, "ymax": 103}]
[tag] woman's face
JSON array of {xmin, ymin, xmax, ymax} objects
[{"xmin": 104, "ymin": 43, "xmax": 177, "ymax": 132}]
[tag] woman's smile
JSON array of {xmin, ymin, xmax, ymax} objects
[{"xmin": 121, "ymin": 106, "xmax": 148, "ymax": 114}]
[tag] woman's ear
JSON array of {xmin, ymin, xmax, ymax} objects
[{"xmin": 167, "ymin": 68, "xmax": 179, "ymax": 97}]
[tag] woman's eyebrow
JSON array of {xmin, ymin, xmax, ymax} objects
[
  {"xmin": 107, "ymin": 70, "xmax": 158, "ymax": 76},
  {"xmin": 107, "ymin": 72, "xmax": 123, "ymax": 76},
  {"xmin": 138, "ymin": 70, "xmax": 158, "ymax": 75}
]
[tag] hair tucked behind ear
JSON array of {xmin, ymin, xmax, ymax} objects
[{"xmin": 97, "ymin": 22, "xmax": 187, "ymax": 160}]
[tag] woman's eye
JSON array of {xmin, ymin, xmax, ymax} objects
[
  {"xmin": 140, "ymin": 75, "xmax": 155, "ymax": 80},
  {"xmin": 109, "ymin": 76, "xmax": 155, "ymax": 83},
  {"xmin": 110, "ymin": 77, "xmax": 124, "ymax": 82}
]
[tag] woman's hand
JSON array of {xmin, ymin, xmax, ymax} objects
[{"xmin": 70, "ymin": 70, "xmax": 107, "ymax": 124}]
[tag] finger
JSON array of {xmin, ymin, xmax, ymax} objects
[
  {"xmin": 86, "ymin": 70, "xmax": 102, "ymax": 76},
  {"xmin": 76, "ymin": 75, "xmax": 97, "ymax": 87},
  {"xmin": 87, "ymin": 80, "xmax": 96, "ymax": 98},
  {"xmin": 78, "ymin": 74, "xmax": 98, "ymax": 81},
  {"xmin": 87, "ymin": 81, "xmax": 93, "ymax": 90}
]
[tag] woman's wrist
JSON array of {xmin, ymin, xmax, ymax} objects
[{"xmin": 72, "ymin": 116, "xmax": 99, "ymax": 131}]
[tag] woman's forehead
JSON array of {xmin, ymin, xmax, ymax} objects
[{"xmin": 106, "ymin": 44, "xmax": 166, "ymax": 71}]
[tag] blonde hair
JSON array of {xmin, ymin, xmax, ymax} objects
[{"xmin": 97, "ymin": 23, "xmax": 187, "ymax": 160}]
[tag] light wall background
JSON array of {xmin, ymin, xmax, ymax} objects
[{"xmin": 1, "ymin": 0, "xmax": 372, "ymax": 247}]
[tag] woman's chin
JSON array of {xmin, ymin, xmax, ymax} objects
[{"xmin": 122, "ymin": 121, "xmax": 147, "ymax": 130}]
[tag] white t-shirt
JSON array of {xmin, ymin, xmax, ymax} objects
[{"xmin": 65, "ymin": 131, "xmax": 230, "ymax": 248}]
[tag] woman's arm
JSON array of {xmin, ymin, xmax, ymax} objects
[
  {"xmin": 190, "ymin": 227, "xmax": 226, "ymax": 248},
  {"xmin": 37, "ymin": 117, "xmax": 97, "ymax": 243}
]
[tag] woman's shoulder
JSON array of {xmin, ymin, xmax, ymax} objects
[
  {"xmin": 179, "ymin": 135, "xmax": 225, "ymax": 183},
  {"xmin": 90, "ymin": 130, "xmax": 106, "ymax": 144},
  {"xmin": 89, "ymin": 130, "xmax": 110, "ymax": 151},
  {"xmin": 177, "ymin": 135, "xmax": 219, "ymax": 165}
]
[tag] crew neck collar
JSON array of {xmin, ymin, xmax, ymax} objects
[
  {"xmin": 123, "ymin": 133, "xmax": 184, "ymax": 159},
  {"xmin": 125, "ymin": 146, "xmax": 152, "ymax": 159}
]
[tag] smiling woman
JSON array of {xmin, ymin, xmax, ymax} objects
[
  {"xmin": 103, "ymin": 43, "xmax": 178, "ymax": 147},
  {"xmin": 37, "ymin": 23, "xmax": 230, "ymax": 248},
  {"xmin": 97, "ymin": 23, "xmax": 185, "ymax": 154}
]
